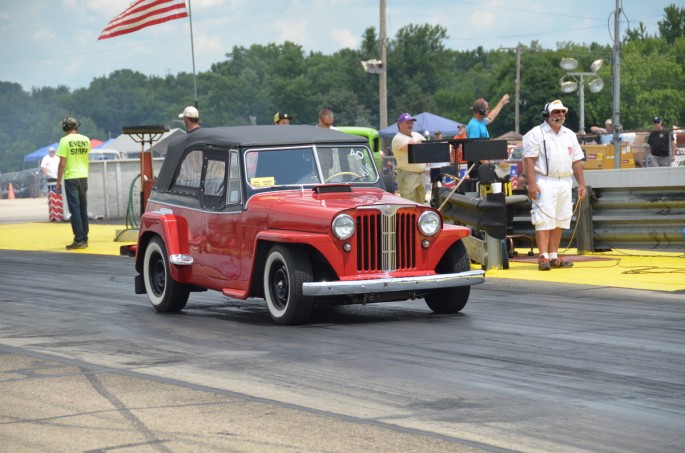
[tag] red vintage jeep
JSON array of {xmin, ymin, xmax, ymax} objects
[{"xmin": 133, "ymin": 125, "xmax": 484, "ymax": 324}]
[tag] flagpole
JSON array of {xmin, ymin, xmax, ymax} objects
[{"xmin": 187, "ymin": 0, "xmax": 198, "ymax": 108}]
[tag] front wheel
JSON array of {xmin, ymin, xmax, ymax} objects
[
  {"xmin": 263, "ymin": 245, "xmax": 313, "ymax": 325},
  {"xmin": 143, "ymin": 236, "xmax": 189, "ymax": 312},
  {"xmin": 424, "ymin": 241, "xmax": 471, "ymax": 314}
]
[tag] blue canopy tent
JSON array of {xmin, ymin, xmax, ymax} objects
[
  {"xmin": 23, "ymin": 143, "xmax": 59, "ymax": 167},
  {"xmin": 379, "ymin": 112, "xmax": 463, "ymax": 138}
]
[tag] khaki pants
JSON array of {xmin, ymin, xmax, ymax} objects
[{"xmin": 396, "ymin": 169, "xmax": 426, "ymax": 204}]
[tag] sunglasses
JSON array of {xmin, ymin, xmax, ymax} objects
[{"xmin": 551, "ymin": 110, "xmax": 565, "ymax": 115}]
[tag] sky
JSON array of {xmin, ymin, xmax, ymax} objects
[{"xmin": 0, "ymin": 0, "xmax": 676, "ymax": 91}]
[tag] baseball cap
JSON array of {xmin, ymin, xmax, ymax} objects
[
  {"xmin": 397, "ymin": 113, "xmax": 416, "ymax": 123},
  {"xmin": 274, "ymin": 112, "xmax": 292, "ymax": 123},
  {"xmin": 605, "ymin": 118, "xmax": 612, "ymax": 125},
  {"xmin": 545, "ymin": 100, "xmax": 568, "ymax": 114},
  {"xmin": 48, "ymin": 147, "xmax": 55, "ymax": 152},
  {"xmin": 179, "ymin": 106, "xmax": 199, "ymax": 119},
  {"xmin": 653, "ymin": 116, "xmax": 662, "ymax": 123}
]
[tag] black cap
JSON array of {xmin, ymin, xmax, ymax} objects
[
  {"xmin": 274, "ymin": 112, "xmax": 292, "ymax": 123},
  {"xmin": 653, "ymin": 116, "xmax": 662, "ymax": 123}
]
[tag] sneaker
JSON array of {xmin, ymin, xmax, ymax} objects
[
  {"xmin": 550, "ymin": 258, "xmax": 573, "ymax": 268},
  {"xmin": 538, "ymin": 256, "xmax": 551, "ymax": 271},
  {"xmin": 66, "ymin": 241, "xmax": 88, "ymax": 250}
]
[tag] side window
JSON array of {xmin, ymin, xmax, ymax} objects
[
  {"xmin": 204, "ymin": 159, "xmax": 226, "ymax": 197},
  {"xmin": 202, "ymin": 149, "xmax": 229, "ymax": 211},
  {"xmin": 173, "ymin": 149, "xmax": 203, "ymax": 189},
  {"xmin": 227, "ymin": 151, "xmax": 241, "ymax": 204}
]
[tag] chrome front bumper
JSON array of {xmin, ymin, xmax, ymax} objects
[{"xmin": 302, "ymin": 270, "xmax": 485, "ymax": 297}]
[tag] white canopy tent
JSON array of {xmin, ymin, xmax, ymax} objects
[{"xmin": 103, "ymin": 128, "xmax": 185, "ymax": 157}]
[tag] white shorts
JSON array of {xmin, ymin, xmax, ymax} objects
[{"xmin": 530, "ymin": 175, "xmax": 573, "ymax": 230}]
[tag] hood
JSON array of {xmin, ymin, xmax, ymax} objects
[{"xmin": 247, "ymin": 187, "xmax": 420, "ymax": 233}]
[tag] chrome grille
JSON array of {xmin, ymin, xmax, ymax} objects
[{"xmin": 356, "ymin": 206, "xmax": 416, "ymax": 272}]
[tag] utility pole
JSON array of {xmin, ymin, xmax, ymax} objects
[
  {"xmin": 379, "ymin": 0, "xmax": 388, "ymax": 129},
  {"xmin": 612, "ymin": 0, "xmax": 622, "ymax": 168},
  {"xmin": 500, "ymin": 44, "xmax": 527, "ymax": 134},
  {"xmin": 515, "ymin": 44, "xmax": 522, "ymax": 134}
]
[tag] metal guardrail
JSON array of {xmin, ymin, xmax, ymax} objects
[{"xmin": 508, "ymin": 167, "xmax": 685, "ymax": 253}]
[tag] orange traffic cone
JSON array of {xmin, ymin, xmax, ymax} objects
[{"xmin": 7, "ymin": 182, "xmax": 15, "ymax": 200}]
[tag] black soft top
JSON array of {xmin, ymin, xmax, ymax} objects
[
  {"xmin": 156, "ymin": 125, "xmax": 369, "ymax": 191},
  {"xmin": 171, "ymin": 125, "xmax": 365, "ymax": 150}
]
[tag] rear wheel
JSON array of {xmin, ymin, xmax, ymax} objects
[
  {"xmin": 264, "ymin": 245, "xmax": 313, "ymax": 325},
  {"xmin": 424, "ymin": 241, "xmax": 471, "ymax": 314},
  {"xmin": 143, "ymin": 236, "xmax": 189, "ymax": 312}
]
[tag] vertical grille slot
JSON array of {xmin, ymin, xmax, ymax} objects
[
  {"xmin": 355, "ymin": 207, "xmax": 416, "ymax": 272},
  {"xmin": 397, "ymin": 211, "xmax": 416, "ymax": 269}
]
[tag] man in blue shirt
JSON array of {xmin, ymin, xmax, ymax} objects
[
  {"xmin": 466, "ymin": 94, "xmax": 510, "ymax": 139},
  {"xmin": 466, "ymin": 94, "xmax": 510, "ymax": 177}
]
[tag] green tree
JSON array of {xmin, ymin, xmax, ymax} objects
[
  {"xmin": 659, "ymin": 4, "xmax": 685, "ymax": 44},
  {"xmin": 625, "ymin": 22, "xmax": 650, "ymax": 41},
  {"xmin": 2, "ymin": 7, "xmax": 685, "ymax": 174}
]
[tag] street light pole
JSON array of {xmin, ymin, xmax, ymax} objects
[
  {"xmin": 578, "ymin": 74, "xmax": 585, "ymax": 134},
  {"xmin": 612, "ymin": 0, "xmax": 622, "ymax": 168},
  {"xmin": 379, "ymin": 0, "xmax": 388, "ymax": 129},
  {"xmin": 559, "ymin": 58, "xmax": 604, "ymax": 135},
  {"xmin": 563, "ymin": 71, "xmax": 594, "ymax": 134}
]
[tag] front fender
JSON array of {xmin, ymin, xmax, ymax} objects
[
  {"xmin": 254, "ymin": 229, "xmax": 344, "ymax": 274},
  {"xmin": 426, "ymin": 224, "xmax": 472, "ymax": 269}
]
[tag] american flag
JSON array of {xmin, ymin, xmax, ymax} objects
[
  {"xmin": 98, "ymin": 0, "xmax": 188, "ymax": 40},
  {"xmin": 442, "ymin": 175, "xmax": 457, "ymax": 189}
]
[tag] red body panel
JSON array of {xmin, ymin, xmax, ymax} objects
[{"xmin": 139, "ymin": 187, "xmax": 471, "ymax": 299}]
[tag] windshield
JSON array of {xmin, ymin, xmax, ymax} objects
[{"xmin": 245, "ymin": 145, "xmax": 378, "ymax": 188}]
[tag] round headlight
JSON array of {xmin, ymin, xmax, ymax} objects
[
  {"xmin": 418, "ymin": 211, "xmax": 441, "ymax": 236},
  {"xmin": 332, "ymin": 214, "xmax": 355, "ymax": 240}
]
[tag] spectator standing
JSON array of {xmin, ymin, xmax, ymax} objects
[
  {"xmin": 645, "ymin": 116, "xmax": 673, "ymax": 167},
  {"xmin": 55, "ymin": 117, "xmax": 91, "ymax": 250},
  {"xmin": 392, "ymin": 113, "xmax": 427, "ymax": 203},
  {"xmin": 590, "ymin": 119, "xmax": 613, "ymax": 144},
  {"xmin": 41, "ymin": 146, "xmax": 62, "ymax": 221},
  {"xmin": 179, "ymin": 106, "xmax": 200, "ymax": 133},
  {"xmin": 451, "ymin": 124, "xmax": 467, "ymax": 168},
  {"xmin": 274, "ymin": 112, "xmax": 292, "ymax": 125},
  {"xmin": 523, "ymin": 100, "xmax": 587, "ymax": 271},
  {"xmin": 466, "ymin": 94, "xmax": 510, "ymax": 177},
  {"xmin": 467, "ymin": 94, "xmax": 510, "ymax": 139},
  {"xmin": 317, "ymin": 109, "xmax": 336, "ymax": 129},
  {"xmin": 590, "ymin": 118, "xmax": 628, "ymax": 145},
  {"xmin": 41, "ymin": 146, "xmax": 59, "ymax": 192}
]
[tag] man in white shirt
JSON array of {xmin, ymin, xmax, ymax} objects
[
  {"xmin": 523, "ymin": 100, "xmax": 587, "ymax": 271},
  {"xmin": 41, "ymin": 146, "xmax": 60, "ymax": 191}
]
